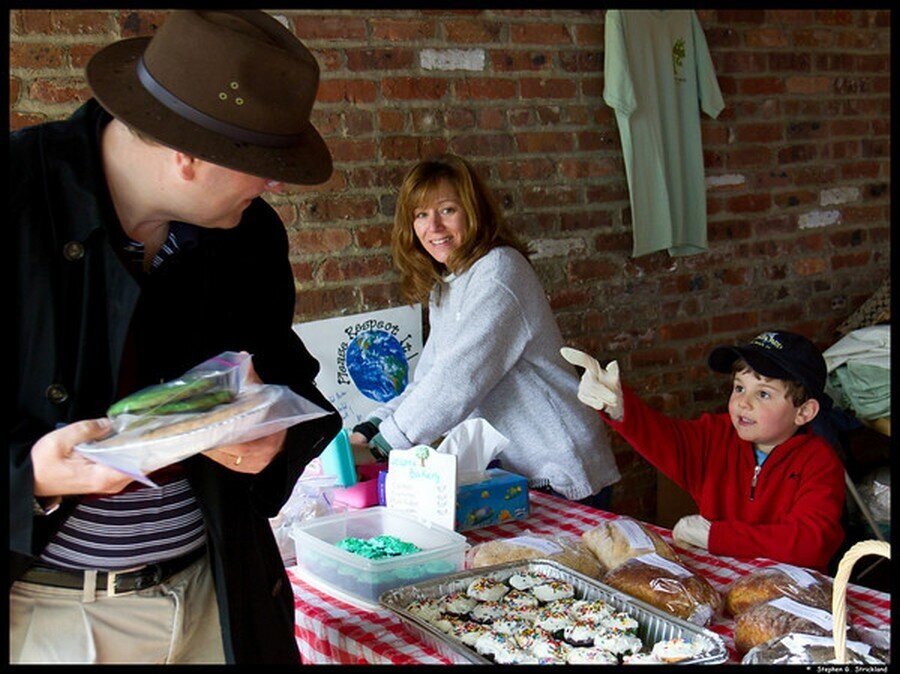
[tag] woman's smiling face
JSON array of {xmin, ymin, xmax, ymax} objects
[{"xmin": 411, "ymin": 179, "xmax": 468, "ymax": 265}]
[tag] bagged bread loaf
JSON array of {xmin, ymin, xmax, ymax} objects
[
  {"xmin": 741, "ymin": 633, "xmax": 886, "ymax": 665},
  {"xmin": 725, "ymin": 563, "xmax": 833, "ymax": 617},
  {"xmin": 734, "ymin": 596, "xmax": 854, "ymax": 655},
  {"xmin": 602, "ymin": 552, "xmax": 722, "ymax": 626},
  {"xmin": 468, "ymin": 533, "xmax": 606, "ymax": 578},
  {"xmin": 582, "ymin": 518, "xmax": 680, "ymax": 571}
]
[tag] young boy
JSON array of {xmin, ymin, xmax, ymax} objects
[{"xmin": 562, "ymin": 331, "xmax": 845, "ymax": 571}]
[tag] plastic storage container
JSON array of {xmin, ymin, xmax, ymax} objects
[{"xmin": 290, "ymin": 506, "xmax": 468, "ymax": 605}]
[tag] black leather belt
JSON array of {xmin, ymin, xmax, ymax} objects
[{"xmin": 20, "ymin": 546, "xmax": 206, "ymax": 595}]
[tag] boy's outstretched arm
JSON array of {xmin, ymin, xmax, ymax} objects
[{"xmin": 560, "ymin": 347, "xmax": 623, "ymax": 420}]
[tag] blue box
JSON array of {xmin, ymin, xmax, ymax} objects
[{"xmin": 455, "ymin": 468, "xmax": 529, "ymax": 531}]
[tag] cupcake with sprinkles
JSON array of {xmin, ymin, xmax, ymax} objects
[
  {"xmin": 449, "ymin": 620, "xmax": 489, "ymax": 647},
  {"xmin": 491, "ymin": 617, "xmax": 532, "ymax": 636},
  {"xmin": 533, "ymin": 606, "xmax": 573, "ymax": 637},
  {"xmin": 532, "ymin": 579, "xmax": 575, "ymax": 603},
  {"xmin": 567, "ymin": 646, "xmax": 619, "ymax": 665},
  {"xmin": 441, "ymin": 590, "xmax": 477, "ymax": 616},
  {"xmin": 562, "ymin": 620, "xmax": 605, "ymax": 648},
  {"xmin": 570, "ymin": 598, "xmax": 613, "ymax": 624},
  {"xmin": 650, "ymin": 637, "xmax": 701, "ymax": 663},
  {"xmin": 623, "ymin": 651, "xmax": 661, "ymax": 664},
  {"xmin": 593, "ymin": 628, "xmax": 643, "ymax": 657},
  {"xmin": 507, "ymin": 570, "xmax": 551, "ymax": 591},
  {"xmin": 514, "ymin": 625, "xmax": 553, "ymax": 651},
  {"xmin": 468, "ymin": 600, "xmax": 505, "ymax": 625},
  {"xmin": 601, "ymin": 610, "xmax": 639, "ymax": 634},
  {"xmin": 404, "ymin": 598, "xmax": 442, "ymax": 623},
  {"xmin": 501, "ymin": 588, "xmax": 540, "ymax": 611},
  {"xmin": 529, "ymin": 634, "xmax": 573, "ymax": 663},
  {"xmin": 474, "ymin": 630, "xmax": 517, "ymax": 662},
  {"xmin": 467, "ymin": 576, "xmax": 509, "ymax": 602}
]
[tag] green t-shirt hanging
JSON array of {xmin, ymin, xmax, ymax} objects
[{"xmin": 604, "ymin": 10, "xmax": 724, "ymax": 257}]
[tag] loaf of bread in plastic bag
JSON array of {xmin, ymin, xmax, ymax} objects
[
  {"xmin": 602, "ymin": 552, "xmax": 722, "ymax": 626},
  {"xmin": 581, "ymin": 518, "xmax": 680, "ymax": 571},
  {"xmin": 734, "ymin": 596, "xmax": 853, "ymax": 654},
  {"xmin": 725, "ymin": 563, "xmax": 833, "ymax": 616},
  {"xmin": 469, "ymin": 532, "xmax": 606, "ymax": 578}
]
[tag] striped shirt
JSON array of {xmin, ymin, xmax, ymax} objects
[{"xmin": 40, "ymin": 223, "xmax": 207, "ymax": 570}]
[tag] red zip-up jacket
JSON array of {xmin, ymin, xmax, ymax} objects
[{"xmin": 603, "ymin": 386, "xmax": 845, "ymax": 571}]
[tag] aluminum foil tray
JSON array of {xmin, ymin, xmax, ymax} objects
[{"xmin": 379, "ymin": 558, "xmax": 728, "ymax": 665}]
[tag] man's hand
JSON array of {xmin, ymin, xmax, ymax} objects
[
  {"xmin": 204, "ymin": 428, "xmax": 287, "ymax": 473},
  {"xmin": 32, "ymin": 418, "xmax": 135, "ymax": 498},
  {"xmin": 201, "ymin": 354, "xmax": 286, "ymax": 473},
  {"xmin": 672, "ymin": 514, "xmax": 712, "ymax": 549},
  {"xmin": 560, "ymin": 347, "xmax": 624, "ymax": 421}
]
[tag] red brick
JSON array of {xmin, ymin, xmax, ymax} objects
[
  {"xmin": 382, "ymin": 77, "xmax": 448, "ymax": 101},
  {"xmin": 454, "ymin": 78, "xmax": 516, "ymax": 100},
  {"xmin": 568, "ymin": 259, "xmax": 620, "ymax": 281},
  {"xmin": 658, "ymin": 320, "xmax": 709, "ymax": 341},
  {"xmin": 289, "ymin": 228, "xmax": 352, "ymax": 253},
  {"xmin": 548, "ymin": 288, "xmax": 592, "ymax": 311},
  {"xmin": 510, "ymin": 23, "xmax": 571, "ymax": 45},
  {"xmin": 744, "ymin": 28, "xmax": 789, "ymax": 48},
  {"xmin": 572, "ymin": 22, "xmax": 603, "ymax": 47},
  {"xmin": 68, "ymin": 43, "xmax": 105, "ymax": 68},
  {"xmin": 831, "ymin": 252, "xmax": 871, "ymax": 270},
  {"xmin": 295, "ymin": 287, "xmax": 357, "ymax": 319},
  {"xmin": 317, "ymin": 256, "xmax": 392, "ymax": 282},
  {"xmin": 9, "ymin": 43, "xmax": 65, "ymax": 69},
  {"xmin": 520, "ymin": 78, "xmax": 577, "ymax": 99},
  {"xmin": 631, "ymin": 348, "xmax": 680, "ymax": 368},
  {"xmin": 444, "ymin": 19, "xmax": 501, "ymax": 43},
  {"xmin": 515, "ymin": 131, "xmax": 575, "ymax": 153},
  {"xmin": 491, "ymin": 51, "xmax": 553, "ymax": 72},
  {"xmin": 345, "ymin": 48, "xmax": 414, "ymax": 71},
  {"xmin": 28, "ymin": 79, "xmax": 92, "ymax": 105},
  {"xmin": 9, "ymin": 78, "xmax": 21, "ymax": 104},
  {"xmin": 726, "ymin": 193, "xmax": 772, "ymax": 213},
  {"xmin": 785, "ymin": 76, "xmax": 833, "ymax": 95},
  {"xmin": 359, "ymin": 283, "xmax": 405, "ymax": 307},
  {"xmin": 316, "ymin": 79, "xmax": 378, "ymax": 104},
  {"xmin": 370, "ymin": 18, "xmax": 435, "ymax": 41},
  {"xmin": 450, "ymin": 133, "xmax": 515, "ymax": 157},
  {"xmin": 476, "ymin": 107, "xmax": 506, "ymax": 130},
  {"xmin": 326, "ymin": 138, "xmax": 378, "ymax": 163},
  {"xmin": 792, "ymin": 257, "xmax": 828, "ymax": 276},
  {"xmin": 10, "ymin": 112, "xmax": 46, "ymax": 129},
  {"xmin": 355, "ymin": 225, "xmax": 393, "ymax": 250},
  {"xmin": 380, "ymin": 135, "xmax": 448, "ymax": 161},
  {"xmin": 711, "ymin": 312, "xmax": 759, "ymax": 333},
  {"xmin": 51, "ymin": 10, "xmax": 114, "ymax": 34},
  {"xmin": 292, "ymin": 15, "xmax": 367, "ymax": 40},
  {"xmin": 290, "ymin": 261, "xmax": 315, "ymax": 283},
  {"xmin": 378, "ymin": 110, "xmax": 406, "ymax": 133},
  {"xmin": 117, "ymin": 10, "xmax": 167, "ymax": 37},
  {"xmin": 734, "ymin": 122, "xmax": 783, "ymax": 143}
]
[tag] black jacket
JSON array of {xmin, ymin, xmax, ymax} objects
[{"xmin": 10, "ymin": 100, "xmax": 341, "ymax": 663}]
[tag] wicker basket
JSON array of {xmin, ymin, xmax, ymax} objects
[{"xmin": 831, "ymin": 540, "xmax": 891, "ymax": 663}]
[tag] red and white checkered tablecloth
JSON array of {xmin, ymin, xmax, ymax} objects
[{"xmin": 289, "ymin": 490, "xmax": 891, "ymax": 664}]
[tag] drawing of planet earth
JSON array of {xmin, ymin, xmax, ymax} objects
[{"xmin": 346, "ymin": 330, "xmax": 409, "ymax": 402}]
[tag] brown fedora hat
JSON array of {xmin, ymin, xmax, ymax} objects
[{"xmin": 86, "ymin": 10, "xmax": 332, "ymax": 185}]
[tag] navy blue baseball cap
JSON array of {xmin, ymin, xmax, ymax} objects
[{"xmin": 708, "ymin": 331, "xmax": 828, "ymax": 401}]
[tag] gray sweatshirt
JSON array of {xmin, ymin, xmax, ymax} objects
[{"xmin": 371, "ymin": 246, "xmax": 620, "ymax": 500}]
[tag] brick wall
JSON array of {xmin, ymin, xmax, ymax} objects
[{"xmin": 10, "ymin": 9, "xmax": 890, "ymax": 522}]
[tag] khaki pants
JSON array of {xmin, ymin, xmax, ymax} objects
[{"xmin": 9, "ymin": 553, "xmax": 225, "ymax": 664}]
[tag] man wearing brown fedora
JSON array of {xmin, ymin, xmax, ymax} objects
[{"xmin": 10, "ymin": 10, "xmax": 341, "ymax": 664}]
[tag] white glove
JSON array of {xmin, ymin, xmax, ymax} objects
[
  {"xmin": 560, "ymin": 347, "xmax": 624, "ymax": 421},
  {"xmin": 672, "ymin": 514, "xmax": 712, "ymax": 550}
]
